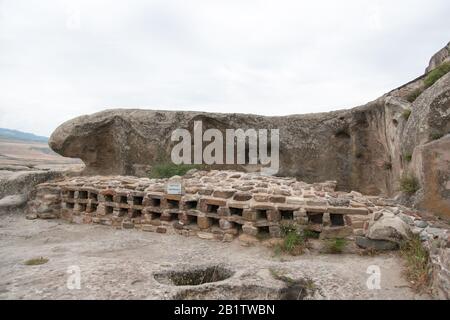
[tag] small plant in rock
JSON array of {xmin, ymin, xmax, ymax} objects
[
  {"xmin": 283, "ymin": 231, "xmax": 305, "ymax": 255},
  {"xmin": 148, "ymin": 163, "xmax": 202, "ymax": 179},
  {"xmin": 400, "ymin": 234, "xmax": 430, "ymax": 292},
  {"xmin": 256, "ymin": 230, "xmax": 271, "ymax": 241},
  {"xmin": 406, "ymin": 88, "xmax": 424, "ymax": 103},
  {"xmin": 402, "ymin": 109, "xmax": 412, "ymax": 120},
  {"xmin": 24, "ymin": 257, "xmax": 49, "ymax": 266},
  {"xmin": 274, "ymin": 225, "xmax": 306, "ymax": 256},
  {"xmin": 399, "ymin": 173, "xmax": 420, "ymax": 194},
  {"xmin": 403, "ymin": 152, "xmax": 412, "ymax": 162},
  {"xmin": 383, "ymin": 161, "xmax": 392, "ymax": 170},
  {"xmin": 424, "ymin": 62, "xmax": 450, "ymax": 88},
  {"xmin": 324, "ymin": 238, "xmax": 346, "ymax": 254},
  {"xmin": 430, "ymin": 132, "xmax": 444, "ymax": 141}
]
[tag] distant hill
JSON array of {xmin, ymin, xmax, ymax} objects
[{"xmin": 0, "ymin": 128, "xmax": 48, "ymax": 142}]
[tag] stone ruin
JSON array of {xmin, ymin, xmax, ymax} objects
[{"xmin": 29, "ymin": 170, "xmax": 393, "ymax": 241}]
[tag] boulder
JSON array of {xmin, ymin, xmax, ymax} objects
[
  {"xmin": 0, "ymin": 170, "xmax": 65, "ymax": 199},
  {"xmin": 45, "ymin": 97, "xmax": 407, "ymax": 198},
  {"xmin": 367, "ymin": 211, "xmax": 411, "ymax": 243}
]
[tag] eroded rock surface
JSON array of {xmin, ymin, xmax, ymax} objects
[{"xmin": 48, "ymin": 43, "xmax": 450, "ymax": 217}]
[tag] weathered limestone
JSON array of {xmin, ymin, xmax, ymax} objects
[{"xmin": 47, "ymin": 42, "xmax": 450, "ymax": 218}]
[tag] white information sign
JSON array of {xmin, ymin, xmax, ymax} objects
[{"xmin": 166, "ymin": 182, "xmax": 182, "ymax": 195}]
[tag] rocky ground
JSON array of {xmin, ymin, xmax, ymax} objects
[
  {"xmin": 0, "ymin": 212, "xmax": 430, "ymax": 300},
  {"xmin": 0, "ymin": 138, "xmax": 81, "ymax": 170}
]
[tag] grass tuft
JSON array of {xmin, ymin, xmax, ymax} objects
[
  {"xmin": 430, "ymin": 132, "xmax": 444, "ymax": 141},
  {"xmin": 402, "ymin": 109, "xmax": 412, "ymax": 120},
  {"xmin": 323, "ymin": 238, "xmax": 347, "ymax": 254},
  {"xmin": 399, "ymin": 173, "xmax": 420, "ymax": 194},
  {"xmin": 406, "ymin": 88, "xmax": 424, "ymax": 103},
  {"xmin": 274, "ymin": 224, "xmax": 306, "ymax": 256},
  {"xmin": 399, "ymin": 234, "xmax": 430, "ymax": 292},
  {"xmin": 24, "ymin": 257, "xmax": 49, "ymax": 266},
  {"xmin": 424, "ymin": 62, "xmax": 450, "ymax": 88}
]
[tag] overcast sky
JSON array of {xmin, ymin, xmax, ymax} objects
[{"xmin": 0, "ymin": 0, "xmax": 449, "ymax": 136}]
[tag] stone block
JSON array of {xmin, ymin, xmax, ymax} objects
[
  {"xmin": 223, "ymin": 233, "xmax": 235, "ymax": 242},
  {"xmin": 197, "ymin": 215, "xmax": 211, "ymax": 229},
  {"xmin": 355, "ymin": 236, "xmax": 399, "ymax": 250},
  {"xmin": 267, "ymin": 209, "xmax": 280, "ymax": 222},
  {"xmin": 253, "ymin": 194, "xmax": 269, "ymax": 202},
  {"xmin": 269, "ymin": 195, "xmax": 285, "ymax": 203},
  {"xmin": 122, "ymin": 221, "xmax": 134, "ymax": 229},
  {"xmin": 306, "ymin": 199, "xmax": 327, "ymax": 206},
  {"xmin": 269, "ymin": 225, "xmax": 281, "ymax": 238},
  {"xmin": 304, "ymin": 206, "xmax": 327, "ymax": 213},
  {"xmin": 285, "ymin": 197, "xmax": 306, "ymax": 205},
  {"xmin": 213, "ymin": 189, "xmax": 236, "ymax": 199},
  {"xmin": 233, "ymin": 192, "xmax": 253, "ymax": 201},
  {"xmin": 156, "ymin": 226, "xmax": 167, "ymax": 234},
  {"xmin": 197, "ymin": 232, "xmax": 214, "ymax": 240},
  {"xmin": 226, "ymin": 201, "xmax": 250, "ymax": 209},
  {"xmin": 219, "ymin": 219, "xmax": 232, "ymax": 230},
  {"xmin": 242, "ymin": 223, "xmax": 258, "ymax": 236},
  {"xmin": 242, "ymin": 209, "xmax": 257, "ymax": 221}
]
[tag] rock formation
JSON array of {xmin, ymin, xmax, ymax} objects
[{"xmin": 49, "ymin": 42, "xmax": 450, "ymax": 218}]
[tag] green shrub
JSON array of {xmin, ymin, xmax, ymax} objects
[
  {"xmin": 430, "ymin": 132, "xmax": 444, "ymax": 141},
  {"xmin": 324, "ymin": 238, "xmax": 346, "ymax": 254},
  {"xmin": 402, "ymin": 109, "xmax": 412, "ymax": 120},
  {"xmin": 275, "ymin": 227, "xmax": 306, "ymax": 256},
  {"xmin": 400, "ymin": 234, "xmax": 430, "ymax": 292},
  {"xmin": 406, "ymin": 88, "xmax": 424, "ymax": 103},
  {"xmin": 280, "ymin": 222, "xmax": 298, "ymax": 236},
  {"xmin": 284, "ymin": 231, "xmax": 303, "ymax": 250},
  {"xmin": 424, "ymin": 62, "xmax": 450, "ymax": 88},
  {"xmin": 399, "ymin": 173, "xmax": 420, "ymax": 194},
  {"xmin": 148, "ymin": 163, "xmax": 202, "ymax": 179},
  {"xmin": 383, "ymin": 161, "xmax": 392, "ymax": 170}
]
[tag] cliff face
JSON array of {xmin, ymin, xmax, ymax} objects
[{"xmin": 49, "ymin": 43, "xmax": 450, "ymax": 217}]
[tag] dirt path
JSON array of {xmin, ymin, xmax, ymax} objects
[{"xmin": 0, "ymin": 213, "xmax": 430, "ymax": 299}]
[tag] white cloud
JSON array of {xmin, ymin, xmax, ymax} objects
[{"xmin": 0, "ymin": 0, "xmax": 449, "ymax": 136}]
